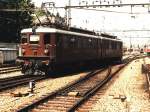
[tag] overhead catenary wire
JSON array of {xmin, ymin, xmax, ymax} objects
[
  {"xmin": 72, "ymin": 7, "xmax": 149, "ymax": 14},
  {"xmin": 0, "ymin": 2, "xmax": 150, "ymax": 11}
]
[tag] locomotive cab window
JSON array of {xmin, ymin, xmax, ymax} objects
[
  {"xmin": 21, "ymin": 34, "xmax": 28, "ymax": 44},
  {"xmin": 29, "ymin": 35, "xmax": 40, "ymax": 44},
  {"xmin": 56, "ymin": 34, "xmax": 62, "ymax": 47},
  {"xmin": 44, "ymin": 33, "xmax": 50, "ymax": 44}
]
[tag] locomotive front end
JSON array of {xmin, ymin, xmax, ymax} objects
[{"xmin": 18, "ymin": 27, "xmax": 56, "ymax": 75}]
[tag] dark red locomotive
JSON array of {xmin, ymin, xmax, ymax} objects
[{"xmin": 18, "ymin": 26, "xmax": 122, "ymax": 75}]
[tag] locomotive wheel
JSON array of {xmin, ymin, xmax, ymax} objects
[
  {"xmin": 21, "ymin": 65, "xmax": 34, "ymax": 75},
  {"xmin": 24, "ymin": 69, "xmax": 34, "ymax": 75}
]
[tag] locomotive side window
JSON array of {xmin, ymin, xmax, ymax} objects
[
  {"xmin": 44, "ymin": 33, "xmax": 50, "ymax": 44},
  {"xmin": 117, "ymin": 42, "xmax": 119, "ymax": 49},
  {"xmin": 120, "ymin": 42, "xmax": 123, "ymax": 49},
  {"xmin": 88, "ymin": 38, "xmax": 92, "ymax": 48},
  {"xmin": 93, "ymin": 38, "xmax": 97, "ymax": 48},
  {"xmin": 111, "ymin": 41, "xmax": 117, "ymax": 49},
  {"xmin": 119, "ymin": 42, "xmax": 122, "ymax": 49},
  {"xmin": 109, "ymin": 41, "xmax": 112, "ymax": 49},
  {"xmin": 77, "ymin": 36, "xmax": 81, "ymax": 48},
  {"xmin": 29, "ymin": 35, "xmax": 40, "ymax": 44},
  {"xmin": 56, "ymin": 34, "xmax": 62, "ymax": 47},
  {"xmin": 69, "ymin": 35, "xmax": 77, "ymax": 48},
  {"xmin": 63, "ymin": 35, "xmax": 68, "ymax": 48},
  {"xmin": 103, "ymin": 40, "xmax": 106, "ymax": 49},
  {"xmin": 106, "ymin": 40, "xmax": 109, "ymax": 49},
  {"xmin": 21, "ymin": 34, "xmax": 28, "ymax": 44},
  {"xmin": 78, "ymin": 37, "xmax": 83, "ymax": 48},
  {"xmin": 83, "ymin": 38, "xmax": 87, "ymax": 49},
  {"xmin": 103, "ymin": 39, "xmax": 109, "ymax": 49},
  {"xmin": 111, "ymin": 41, "xmax": 114, "ymax": 49}
]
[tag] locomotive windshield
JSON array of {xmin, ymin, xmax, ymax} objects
[{"xmin": 29, "ymin": 35, "xmax": 40, "ymax": 44}]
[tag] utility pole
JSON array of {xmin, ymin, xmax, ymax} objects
[
  {"xmin": 16, "ymin": 0, "xmax": 19, "ymax": 42},
  {"xmin": 130, "ymin": 36, "xmax": 132, "ymax": 53},
  {"xmin": 67, "ymin": 0, "xmax": 71, "ymax": 27}
]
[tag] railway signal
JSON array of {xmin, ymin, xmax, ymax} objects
[{"xmin": 29, "ymin": 80, "xmax": 35, "ymax": 94}]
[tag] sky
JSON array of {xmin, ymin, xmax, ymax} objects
[{"xmin": 31, "ymin": 0, "xmax": 150, "ymax": 48}]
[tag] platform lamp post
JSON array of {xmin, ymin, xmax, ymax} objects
[
  {"xmin": 130, "ymin": 36, "xmax": 132, "ymax": 53},
  {"xmin": 102, "ymin": 16, "xmax": 105, "ymax": 32},
  {"xmin": 148, "ymin": 0, "xmax": 150, "ymax": 13},
  {"xmin": 65, "ymin": 0, "xmax": 72, "ymax": 27},
  {"xmin": 67, "ymin": 0, "xmax": 71, "ymax": 27},
  {"xmin": 79, "ymin": 0, "xmax": 88, "ymax": 6},
  {"xmin": 92, "ymin": 0, "xmax": 99, "ymax": 8}
]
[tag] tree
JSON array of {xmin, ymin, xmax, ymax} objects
[{"xmin": 0, "ymin": 0, "xmax": 34, "ymax": 43}]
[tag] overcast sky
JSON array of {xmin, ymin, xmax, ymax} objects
[{"xmin": 32, "ymin": 0, "xmax": 150, "ymax": 48}]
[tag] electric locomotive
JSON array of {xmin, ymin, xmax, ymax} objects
[{"xmin": 18, "ymin": 26, "xmax": 122, "ymax": 75}]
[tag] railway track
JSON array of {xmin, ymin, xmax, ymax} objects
[
  {"xmin": 0, "ymin": 75, "xmax": 46, "ymax": 91},
  {"xmin": 0, "ymin": 66, "xmax": 21, "ymax": 74},
  {"xmin": 0, "ymin": 63, "xmax": 18, "ymax": 68},
  {"xmin": 16, "ymin": 62, "xmax": 127, "ymax": 112}
]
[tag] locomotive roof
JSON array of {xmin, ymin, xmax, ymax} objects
[
  {"xmin": 101, "ymin": 33, "xmax": 117, "ymax": 39},
  {"xmin": 21, "ymin": 27, "xmax": 121, "ymax": 42},
  {"xmin": 69, "ymin": 27, "xmax": 96, "ymax": 35}
]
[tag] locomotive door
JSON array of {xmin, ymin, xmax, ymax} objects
[
  {"xmin": 102, "ymin": 39, "xmax": 106, "ymax": 58},
  {"xmin": 44, "ymin": 33, "xmax": 56, "ymax": 61},
  {"xmin": 49, "ymin": 33, "xmax": 56, "ymax": 61},
  {"xmin": 98, "ymin": 39, "xmax": 101, "ymax": 59}
]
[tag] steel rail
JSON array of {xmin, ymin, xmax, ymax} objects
[
  {"xmin": 16, "ymin": 68, "xmax": 106, "ymax": 112},
  {"xmin": 68, "ymin": 54, "xmax": 140, "ymax": 111},
  {"xmin": 0, "ymin": 75, "xmax": 46, "ymax": 91},
  {"xmin": 0, "ymin": 66, "xmax": 21, "ymax": 74},
  {"xmin": 68, "ymin": 64, "xmax": 126, "ymax": 111}
]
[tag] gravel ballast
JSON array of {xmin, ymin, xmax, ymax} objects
[
  {"xmin": 90, "ymin": 58, "xmax": 150, "ymax": 112},
  {"xmin": 1, "ymin": 57, "xmax": 150, "ymax": 112},
  {"xmin": 0, "ymin": 72, "xmax": 87, "ymax": 112}
]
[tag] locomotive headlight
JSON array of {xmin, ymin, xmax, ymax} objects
[
  {"xmin": 22, "ymin": 49, "xmax": 25, "ymax": 53},
  {"xmin": 42, "ymin": 60, "xmax": 49, "ymax": 65},
  {"xmin": 44, "ymin": 49, "xmax": 49, "ymax": 54}
]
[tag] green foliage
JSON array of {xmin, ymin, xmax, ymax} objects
[
  {"xmin": 35, "ymin": 9, "xmax": 45, "ymax": 17},
  {"xmin": 0, "ymin": 0, "xmax": 34, "ymax": 43}
]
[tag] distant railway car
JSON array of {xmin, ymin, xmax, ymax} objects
[
  {"xmin": 0, "ymin": 48, "xmax": 17, "ymax": 64},
  {"xmin": 18, "ymin": 26, "xmax": 122, "ymax": 75},
  {"xmin": 144, "ymin": 47, "xmax": 150, "ymax": 55}
]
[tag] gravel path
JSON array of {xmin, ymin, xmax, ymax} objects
[
  {"xmin": 0, "ymin": 72, "xmax": 88, "ymax": 112},
  {"xmin": 90, "ymin": 58, "xmax": 150, "ymax": 112}
]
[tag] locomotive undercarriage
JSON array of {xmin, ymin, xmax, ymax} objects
[
  {"xmin": 20, "ymin": 59, "xmax": 49, "ymax": 75},
  {"xmin": 17, "ymin": 56, "xmax": 50, "ymax": 75},
  {"xmin": 18, "ymin": 57, "xmax": 49, "ymax": 75},
  {"xmin": 19, "ymin": 56, "xmax": 122, "ymax": 76}
]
